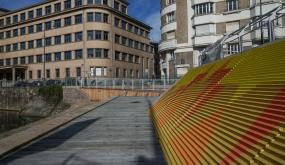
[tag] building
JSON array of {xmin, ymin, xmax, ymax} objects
[
  {"xmin": 159, "ymin": 0, "xmax": 285, "ymax": 79},
  {"xmin": 0, "ymin": 0, "xmax": 154, "ymax": 82},
  {"xmin": 150, "ymin": 42, "xmax": 161, "ymax": 79}
]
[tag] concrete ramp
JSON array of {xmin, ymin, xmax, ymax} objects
[{"xmin": 0, "ymin": 97, "xmax": 166, "ymax": 165}]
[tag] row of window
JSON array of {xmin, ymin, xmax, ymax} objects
[
  {"xmin": 0, "ymin": 31, "xmax": 85, "ymax": 53},
  {"xmin": 0, "ymin": 48, "xmax": 111, "ymax": 67},
  {"xmin": 194, "ymin": 0, "xmax": 239, "ymax": 16},
  {"xmin": 0, "ymin": 0, "xmax": 127, "ymax": 28},
  {"xmin": 0, "ymin": 13, "xmax": 108, "ymax": 40},
  {"xmin": 114, "ymin": 17, "xmax": 150, "ymax": 38},
  {"xmin": 28, "ymin": 67, "xmax": 83, "ymax": 79},
  {"xmin": 114, "ymin": 51, "xmax": 140, "ymax": 64},
  {"xmin": 114, "ymin": 34, "xmax": 154, "ymax": 53}
]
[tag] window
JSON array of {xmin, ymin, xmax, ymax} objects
[
  {"xmin": 6, "ymin": 31, "xmax": 11, "ymax": 38},
  {"xmin": 76, "ymin": 67, "xmax": 81, "ymax": 77},
  {"xmin": 103, "ymin": 0, "xmax": 108, "ymax": 5},
  {"xmin": 88, "ymin": 48, "xmax": 94, "ymax": 58},
  {"xmin": 75, "ymin": 49, "xmax": 83, "ymax": 59},
  {"xmin": 103, "ymin": 31, "xmax": 109, "ymax": 40},
  {"xmin": 122, "ymin": 37, "xmax": 127, "ymax": 45},
  {"xmin": 140, "ymin": 29, "xmax": 144, "ymax": 36},
  {"xmin": 28, "ymin": 11, "xmax": 34, "ymax": 19},
  {"xmin": 54, "ymin": 19, "xmax": 61, "ymax": 28},
  {"xmin": 0, "ymin": 60, "xmax": 3, "ymax": 66},
  {"xmin": 36, "ymin": 8, "xmax": 42, "ymax": 17},
  {"xmin": 64, "ymin": 51, "xmax": 72, "ymax": 60},
  {"xmin": 65, "ymin": 68, "xmax": 70, "ymax": 77},
  {"xmin": 195, "ymin": 3, "xmax": 213, "ymax": 15},
  {"xmin": 54, "ymin": 3, "xmax": 61, "ymax": 12},
  {"xmin": 95, "ymin": 67, "xmax": 103, "ymax": 76},
  {"xmin": 95, "ymin": 48, "xmax": 102, "ymax": 58},
  {"xmin": 0, "ymin": 46, "xmax": 3, "ymax": 53},
  {"xmin": 13, "ymin": 29, "xmax": 18, "ymax": 37},
  {"xmin": 46, "ymin": 69, "xmax": 50, "ymax": 79},
  {"xmin": 121, "ymin": 5, "xmax": 127, "ymax": 14},
  {"xmin": 20, "ymin": 42, "xmax": 26, "ymax": 50},
  {"xmin": 129, "ymin": 54, "xmax": 133, "ymax": 63},
  {"xmin": 95, "ymin": 13, "xmax": 102, "ymax": 22},
  {"xmin": 28, "ymin": 56, "xmax": 34, "ymax": 64},
  {"xmin": 6, "ymin": 17, "xmax": 11, "ymax": 25},
  {"xmin": 13, "ymin": 15, "xmax": 18, "ymax": 23},
  {"xmin": 56, "ymin": 69, "xmax": 60, "ymax": 78},
  {"xmin": 122, "ymin": 53, "xmax": 127, "ymax": 61},
  {"xmin": 121, "ymin": 21, "xmax": 127, "ymax": 30},
  {"xmin": 227, "ymin": 43, "xmax": 239, "ymax": 55},
  {"xmin": 87, "ymin": 30, "xmax": 94, "ymax": 40},
  {"xmin": 64, "ymin": 17, "xmax": 72, "ymax": 26},
  {"xmin": 87, "ymin": 13, "xmax": 94, "ymax": 22},
  {"xmin": 36, "ymin": 55, "xmax": 43, "ymax": 63},
  {"xmin": 115, "ymin": 68, "xmax": 120, "ymax": 77},
  {"xmin": 128, "ymin": 39, "xmax": 133, "ymax": 47},
  {"xmin": 123, "ymin": 69, "xmax": 127, "ymax": 78},
  {"xmin": 28, "ymin": 40, "xmax": 34, "ymax": 49},
  {"xmin": 37, "ymin": 70, "xmax": 41, "ymax": 79},
  {"xmin": 134, "ymin": 41, "xmax": 139, "ymax": 49},
  {"xmin": 167, "ymin": 0, "xmax": 175, "ymax": 5},
  {"xmin": 115, "ymin": 51, "xmax": 120, "ymax": 60},
  {"xmin": 6, "ymin": 59, "xmax": 11, "ymax": 66},
  {"xmin": 45, "ymin": 5, "xmax": 52, "ymax": 15},
  {"xmin": 75, "ymin": 0, "xmax": 82, "ymax": 7},
  {"xmin": 36, "ymin": 23, "xmax": 42, "ymax": 32},
  {"xmin": 114, "ymin": 17, "xmax": 120, "ymax": 27},
  {"xmin": 114, "ymin": 1, "xmax": 120, "ymax": 10},
  {"xmin": 55, "ymin": 36, "xmax": 61, "ymax": 45},
  {"xmin": 20, "ymin": 13, "xmax": 26, "ymax": 21},
  {"xmin": 45, "ymin": 37, "xmax": 52, "ymax": 46},
  {"xmin": 28, "ymin": 25, "xmax": 34, "ymax": 34},
  {"xmin": 134, "ymin": 26, "xmax": 139, "ymax": 34},
  {"xmin": 75, "ymin": 32, "xmax": 82, "ymax": 41},
  {"xmin": 88, "ymin": 0, "xmax": 94, "ymax": 4},
  {"xmin": 115, "ymin": 34, "xmax": 120, "ymax": 43},
  {"xmin": 55, "ymin": 52, "xmax": 61, "ymax": 61},
  {"xmin": 29, "ymin": 71, "xmax": 33, "ymax": 79},
  {"xmin": 45, "ymin": 21, "xmax": 52, "ymax": 30},
  {"xmin": 166, "ymin": 12, "xmax": 175, "ymax": 23},
  {"xmin": 64, "ymin": 34, "xmax": 72, "ymax": 43},
  {"xmin": 103, "ymin": 14, "xmax": 109, "ymax": 23},
  {"xmin": 228, "ymin": 0, "xmax": 239, "ymax": 11},
  {"xmin": 128, "ymin": 24, "xmax": 133, "ymax": 32},
  {"xmin": 95, "ymin": 30, "xmax": 102, "ymax": 40},
  {"xmin": 5, "ymin": 45, "xmax": 11, "ymax": 52},
  {"xmin": 20, "ymin": 57, "xmax": 25, "ymax": 64},
  {"xmin": 103, "ymin": 49, "xmax": 109, "ymax": 58},
  {"xmin": 0, "ymin": 32, "xmax": 3, "ymax": 39},
  {"xmin": 45, "ymin": 53, "xmax": 52, "ymax": 62},
  {"xmin": 13, "ymin": 43, "xmax": 18, "ymax": 51},
  {"xmin": 95, "ymin": 0, "xmax": 101, "ymax": 4},
  {"xmin": 64, "ymin": 0, "xmax": 71, "ymax": 9},
  {"xmin": 195, "ymin": 24, "xmax": 215, "ymax": 36},
  {"xmin": 13, "ymin": 57, "xmax": 18, "ymax": 65},
  {"xmin": 75, "ymin": 14, "xmax": 82, "ymax": 24}
]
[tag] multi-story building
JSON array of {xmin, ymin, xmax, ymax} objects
[
  {"xmin": 0, "ymin": 0, "xmax": 154, "ymax": 81},
  {"xmin": 159, "ymin": 0, "xmax": 285, "ymax": 79}
]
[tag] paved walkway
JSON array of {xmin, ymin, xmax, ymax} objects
[{"xmin": 0, "ymin": 97, "xmax": 166, "ymax": 165}]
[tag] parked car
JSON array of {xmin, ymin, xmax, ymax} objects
[
  {"xmin": 14, "ymin": 81, "xmax": 30, "ymax": 87},
  {"xmin": 45, "ymin": 80, "xmax": 62, "ymax": 86},
  {"xmin": 30, "ymin": 81, "xmax": 44, "ymax": 87}
]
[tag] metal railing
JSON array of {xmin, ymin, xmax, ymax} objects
[
  {"xmin": 199, "ymin": 3, "xmax": 285, "ymax": 65},
  {"xmin": 63, "ymin": 77, "xmax": 179, "ymax": 91}
]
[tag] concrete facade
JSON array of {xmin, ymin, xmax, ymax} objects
[
  {"xmin": 159, "ymin": 0, "xmax": 284, "ymax": 79},
  {"xmin": 0, "ymin": 0, "xmax": 155, "ymax": 81}
]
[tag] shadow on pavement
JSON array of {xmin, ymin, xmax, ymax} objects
[{"xmin": 0, "ymin": 118, "xmax": 100, "ymax": 165}]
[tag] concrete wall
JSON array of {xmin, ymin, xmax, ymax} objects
[{"xmin": 81, "ymin": 88, "xmax": 162, "ymax": 102}]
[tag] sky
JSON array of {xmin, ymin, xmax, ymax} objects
[{"xmin": 0, "ymin": 0, "xmax": 161, "ymax": 41}]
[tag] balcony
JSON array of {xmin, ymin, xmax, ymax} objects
[
  {"xmin": 159, "ymin": 39, "xmax": 177, "ymax": 52},
  {"xmin": 194, "ymin": 34, "xmax": 223, "ymax": 46},
  {"xmin": 161, "ymin": 3, "xmax": 176, "ymax": 16}
]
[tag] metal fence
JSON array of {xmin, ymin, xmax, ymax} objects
[
  {"xmin": 0, "ymin": 78, "xmax": 179, "ymax": 91},
  {"xmin": 199, "ymin": 3, "xmax": 285, "ymax": 65}
]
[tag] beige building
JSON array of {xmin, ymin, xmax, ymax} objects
[
  {"xmin": 0, "ymin": 0, "xmax": 154, "ymax": 81},
  {"xmin": 159, "ymin": 0, "xmax": 285, "ymax": 79}
]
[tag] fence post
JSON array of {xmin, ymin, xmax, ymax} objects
[
  {"xmin": 104, "ymin": 80, "xmax": 107, "ymax": 89},
  {"xmin": 152, "ymin": 79, "xmax": 155, "ymax": 91},
  {"xmin": 113, "ymin": 80, "xmax": 115, "ymax": 89},
  {"xmin": 142, "ymin": 79, "xmax": 144, "ymax": 90},
  {"xmin": 239, "ymin": 35, "xmax": 243, "ymax": 53},
  {"xmin": 95, "ymin": 78, "xmax": 98, "ymax": 88},
  {"xmin": 122, "ymin": 79, "xmax": 125, "ymax": 90},
  {"xmin": 163, "ymin": 78, "xmax": 166, "ymax": 90},
  {"xmin": 132, "ymin": 79, "xmax": 134, "ymax": 90}
]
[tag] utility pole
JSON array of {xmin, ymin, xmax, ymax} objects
[{"xmin": 260, "ymin": 0, "xmax": 264, "ymax": 44}]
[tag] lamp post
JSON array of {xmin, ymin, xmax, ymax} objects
[{"xmin": 260, "ymin": 0, "xmax": 264, "ymax": 44}]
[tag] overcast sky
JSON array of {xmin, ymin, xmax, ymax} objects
[{"xmin": 0, "ymin": 0, "xmax": 161, "ymax": 42}]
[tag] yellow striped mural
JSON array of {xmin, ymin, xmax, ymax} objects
[{"xmin": 151, "ymin": 40, "xmax": 285, "ymax": 164}]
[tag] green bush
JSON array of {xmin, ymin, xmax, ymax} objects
[{"xmin": 38, "ymin": 85, "xmax": 63, "ymax": 104}]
